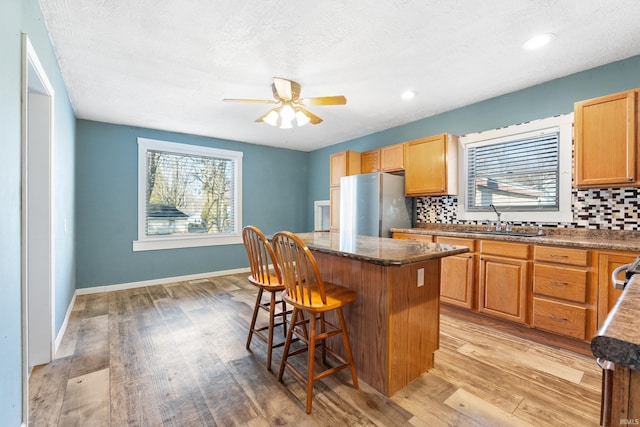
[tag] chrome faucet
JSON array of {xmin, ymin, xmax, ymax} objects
[{"xmin": 489, "ymin": 204, "xmax": 502, "ymax": 232}]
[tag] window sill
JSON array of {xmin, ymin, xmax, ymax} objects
[{"xmin": 133, "ymin": 235, "xmax": 243, "ymax": 251}]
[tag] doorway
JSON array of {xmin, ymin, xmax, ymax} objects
[{"xmin": 21, "ymin": 34, "xmax": 55, "ymax": 422}]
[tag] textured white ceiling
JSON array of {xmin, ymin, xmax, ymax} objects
[{"xmin": 39, "ymin": 0, "xmax": 640, "ymax": 151}]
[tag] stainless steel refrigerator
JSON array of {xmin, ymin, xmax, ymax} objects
[{"xmin": 340, "ymin": 172, "xmax": 412, "ymax": 238}]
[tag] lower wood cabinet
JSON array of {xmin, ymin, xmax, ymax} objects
[
  {"xmin": 532, "ymin": 297, "xmax": 587, "ymax": 340},
  {"xmin": 391, "ymin": 232, "xmax": 433, "ymax": 242},
  {"xmin": 478, "ymin": 240, "xmax": 530, "ymax": 324},
  {"xmin": 597, "ymin": 251, "xmax": 637, "ymax": 329},
  {"xmin": 391, "ymin": 232, "xmax": 632, "ymax": 346},
  {"xmin": 436, "ymin": 236, "xmax": 475, "ymax": 310},
  {"xmin": 532, "ymin": 245, "xmax": 594, "ymax": 341}
]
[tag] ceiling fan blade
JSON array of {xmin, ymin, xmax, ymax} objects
[
  {"xmin": 273, "ymin": 77, "xmax": 295, "ymax": 101},
  {"xmin": 298, "ymin": 107, "xmax": 323, "ymax": 125},
  {"xmin": 300, "ymin": 95, "xmax": 347, "ymax": 106},
  {"xmin": 223, "ymin": 98, "xmax": 277, "ymax": 104}
]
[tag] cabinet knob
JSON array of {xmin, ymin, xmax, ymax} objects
[{"xmin": 628, "ymin": 177, "xmax": 634, "ymax": 182}]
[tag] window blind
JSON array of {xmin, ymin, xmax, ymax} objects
[
  {"xmin": 145, "ymin": 149, "xmax": 235, "ymax": 236},
  {"xmin": 466, "ymin": 131, "xmax": 560, "ymax": 211}
]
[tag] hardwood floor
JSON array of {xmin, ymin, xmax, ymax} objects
[{"xmin": 29, "ymin": 273, "xmax": 602, "ymax": 426}]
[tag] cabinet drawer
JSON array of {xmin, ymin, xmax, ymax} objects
[
  {"xmin": 533, "ymin": 264, "xmax": 587, "ymax": 303},
  {"xmin": 533, "ymin": 297, "xmax": 587, "ymax": 340},
  {"xmin": 534, "ymin": 246, "xmax": 589, "ymax": 266},
  {"xmin": 392, "ymin": 232, "xmax": 433, "ymax": 242},
  {"xmin": 480, "ymin": 240, "xmax": 529, "ymax": 259},
  {"xmin": 435, "ymin": 236, "xmax": 475, "ymax": 250}
]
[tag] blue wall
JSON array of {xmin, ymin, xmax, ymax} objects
[
  {"xmin": 22, "ymin": 0, "xmax": 77, "ymax": 341},
  {"xmin": 306, "ymin": 55, "xmax": 640, "ymax": 228},
  {"xmin": 75, "ymin": 120, "xmax": 309, "ymax": 288},
  {"xmin": 0, "ymin": 0, "xmax": 76, "ymax": 422}
]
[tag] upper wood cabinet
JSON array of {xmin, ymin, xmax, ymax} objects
[
  {"xmin": 404, "ymin": 133, "xmax": 458, "ymax": 196},
  {"xmin": 574, "ymin": 89, "xmax": 639, "ymax": 188},
  {"xmin": 361, "ymin": 144, "xmax": 405, "ymax": 174},
  {"xmin": 330, "ymin": 150, "xmax": 361, "ymax": 187},
  {"xmin": 380, "ymin": 143, "xmax": 405, "ymax": 172},
  {"xmin": 361, "ymin": 149, "xmax": 380, "ymax": 174}
]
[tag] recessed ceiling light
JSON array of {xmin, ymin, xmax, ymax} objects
[
  {"xmin": 401, "ymin": 90, "xmax": 416, "ymax": 100},
  {"xmin": 523, "ymin": 33, "xmax": 555, "ymax": 50}
]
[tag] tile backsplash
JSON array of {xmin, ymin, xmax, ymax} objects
[{"xmin": 416, "ymin": 187, "xmax": 640, "ymax": 231}]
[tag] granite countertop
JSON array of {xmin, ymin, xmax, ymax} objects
[
  {"xmin": 591, "ymin": 274, "xmax": 640, "ymax": 370},
  {"xmin": 391, "ymin": 225, "xmax": 640, "ymax": 252},
  {"xmin": 295, "ymin": 231, "xmax": 469, "ymax": 266}
]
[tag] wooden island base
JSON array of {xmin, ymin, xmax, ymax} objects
[{"xmin": 312, "ymin": 251, "xmax": 441, "ymax": 396}]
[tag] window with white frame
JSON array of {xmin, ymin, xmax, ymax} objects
[
  {"xmin": 134, "ymin": 138, "xmax": 243, "ymax": 251},
  {"xmin": 458, "ymin": 114, "xmax": 573, "ymax": 224}
]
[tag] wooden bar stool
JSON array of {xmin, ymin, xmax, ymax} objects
[
  {"xmin": 242, "ymin": 225, "xmax": 290, "ymax": 371},
  {"xmin": 271, "ymin": 231, "xmax": 359, "ymax": 414}
]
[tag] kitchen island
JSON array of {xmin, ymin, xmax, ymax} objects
[
  {"xmin": 591, "ymin": 274, "xmax": 640, "ymax": 426},
  {"xmin": 295, "ymin": 231, "xmax": 469, "ymax": 396}
]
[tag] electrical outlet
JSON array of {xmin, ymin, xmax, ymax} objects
[{"xmin": 417, "ymin": 268, "xmax": 424, "ymax": 287}]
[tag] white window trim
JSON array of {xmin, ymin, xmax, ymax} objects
[
  {"xmin": 457, "ymin": 113, "xmax": 574, "ymax": 224},
  {"xmin": 314, "ymin": 200, "xmax": 330, "ymax": 231},
  {"xmin": 133, "ymin": 137, "xmax": 243, "ymax": 251}
]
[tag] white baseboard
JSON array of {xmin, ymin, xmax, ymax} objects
[
  {"xmin": 54, "ymin": 291, "xmax": 76, "ymax": 354},
  {"xmin": 75, "ymin": 267, "xmax": 250, "ymax": 296}
]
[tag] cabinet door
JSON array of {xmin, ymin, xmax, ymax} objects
[
  {"xmin": 441, "ymin": 253, "xmax": 475, "ymax": 309},
  {"xmin": 329, "ymin": 186, "xmax": 340, "ymax": 231},
  {"xmin": 597, "ymin": 252, "xmax": 636, "ymax": 328},
  {"xmin": 330, "ymin": 150, "xmax": 361, "ymax": 186},
  {"xmin": 404, "ymin": 134, "xmax": 457, "ymax": 196},
  {"xmin": 361, "ymin": 149, "xmax": 380, "ymax": 173},
  {"xmin": 478, "ymin": 255, "xmax": 528, "ymax": 324},
  {"xmin": 574, "ymin": 90, "xmax": 638, "ymax": 187},
  {"xmin": 381, "ymin": 143, "xmax": 404, "ymax": 172}
]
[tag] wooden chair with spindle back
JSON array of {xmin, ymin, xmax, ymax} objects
[
  {"xmin": 271, "ymin": 231, "xmax": 359, "ymax": 414},
  {"xmin": 242, "ymin": 225, "xmax": 290, "ymax": 371}
]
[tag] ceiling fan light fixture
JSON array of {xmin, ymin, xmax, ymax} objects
[
  {"xmin": 226, "ymin": 78, "xmax": 345, "ymax": 129},
  {"xmin": 279, "ymin": 119, "xmax": 293, "ymax": 129},
  {"xmin": 280, "ymin": 103, "xmax": 295, "ymax": 121},
  {"xmin": 263, "ymin": 110, "xmax": 279, "ymax": 127},
  {"xmin": 278, "ymin": 103, "xmax": 296, "ymax": 129},
  {"xmin": 295, "ymin": 109, "xmax": 311, "ymax": 126}
]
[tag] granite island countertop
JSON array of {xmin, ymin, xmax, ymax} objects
[
  {"xmin": 391, "ymin": 225, "xmax": 640, "ymax": 252},
  {"xmin": 591, "ymin": 274, "xmax": 640, "ymax": 370},
  {"xmin": 295, "ymin": 231, "xmax": 469, "ymax": 266}
]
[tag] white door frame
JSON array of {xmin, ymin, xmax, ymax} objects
[{"xmin": 21, "ymin": 34, "xmax": 55, "ymax": 424}]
